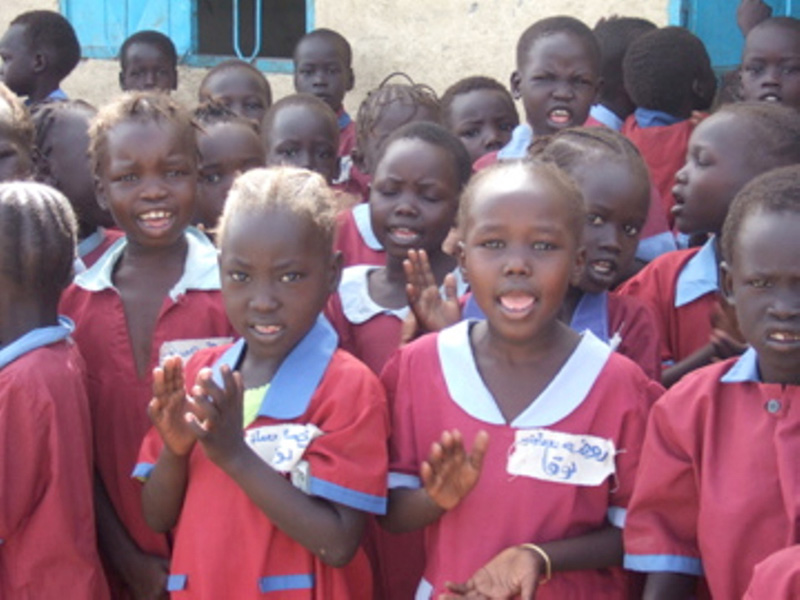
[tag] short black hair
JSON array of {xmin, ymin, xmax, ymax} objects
[
  {"xmin": 199, "ymin": 59, "xmax": 272, "ymax": 106},
  {"xmin": 516, "ymin": 16, "xmax": 601, "ymax": 72},
  {"xmin": 593, "ymin": 17, "xmax": 656, "ymax": 105},
  {"xmin": 293, "ymin": 28, "xmax": 352, "ymax": 67},
  {"xmin": 376, "ymin": 121, "xmax": 473, "ymax": 191},
  {"xmin": 745, "ymin": 16, "xmax": 800, "ymax": 51},
  {"xmin": 440, "ymin": 76, "xmax": 517, "ymax": 129},
  {"xmin": 119, "ymin": 30, "xmax": 178, "ymax": 70},
  {"xmin": 11, "ymin": 10, "xmax": 80, "ymax": 81},
  {"xmin": 722, "ymin": 165, "xmax": 800, "ymax": 264},
  {"xmin": 261, "ymin": 93, "xmax": 339, "ymax": 148},
  {"xmin": 623, "ymin": 26, "xmax": 715, "ymax": 115}
]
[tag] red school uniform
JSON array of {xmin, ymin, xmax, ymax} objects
[
  {"xmin": 0, "ymin": 320, "xmax": 109, "ymax": 600},
  {"xmin": 58, "ymin": 228, "xmax": 236, "ymax": 592},
  {"xmin": 615, "ymin": 238, "xmax": 719, "ymax": 366},
  {"xmin": 623, "ymin": 349, "xmax": 800, "ymax": 600},
  {"xmin": 744, "ymin": 546, "xmax": 800, "ymax": 600},
  {"xmin": 76, "ymin": 227, "xmax": 125, "ymax": 272},
  {"xmin": 134, "ymin": 317, "xmax": 389, "ymax": 600},
  {"xmin": 385, "ymin": 322, "xmax": 664, "ymax": 599},
  {"xmin": 333, "ymin": 204, "xmax": 385, "ymax": 268}
]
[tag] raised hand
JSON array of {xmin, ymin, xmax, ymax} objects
[
  {"xmin": 149, "ymin": 356, "xmax": 197, "ymax": 456},
  {"xmin": 404, "ymin": 248, "xmax": 462, "ymax": 335},
  {"xmin": 422, "ymin": 429, "xmax": 489, "ymax": 511}
]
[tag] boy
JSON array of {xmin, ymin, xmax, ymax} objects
[
  {"xmin": 293, "ymin": 28, "xmax": 356, "ymax": 159},
  {"xmin": 0, "ymin": 10, "xmax": 80, "ymax": 105},
  {"xmin": 740, "ymin": 17, "xmax": 800, "ymax": 109},
  {"xmin": 118, "ymin": 30, "xmax": 178, "ymax": 93}
]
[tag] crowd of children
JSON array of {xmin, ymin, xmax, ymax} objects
[{"xmin": 0, "ymin": 3, "xmax": 799, "ymax": 599}]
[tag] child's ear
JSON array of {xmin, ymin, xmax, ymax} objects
[
  {"xmin": 346, "ymin": 67, "xmax": 355, "ymax": 92},
  {"xmin": 32, "ymin": 51, "xmax": 47, "ymax": 75},
  {"xmin": 327, "ymin": 250, "xmax": 343, "ymax": 294},
  {"xmin": 94, "ymin": 177, "xmax": 109, "ymax": 211},
  {"xmin": 571, "ymin": 245, "xmax": 587, "ymax": 286},
  {"xmin": 510, "ymin": 71, "xmax": 522, "ymax": 100},
  {"xmin": 456, "ymin": 240, "xmax": 469, "ymax": 284},
  {"xmin": 719, "ymin": 260, "xmax": 736, "ymax": 306}
]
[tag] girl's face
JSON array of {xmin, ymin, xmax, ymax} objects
[
  {"xmin": 369, "ymin": 137, "xmax": 460, "ymax": 261},
  {"xmin": 740, "ymin": 24, "xmax": 800, "ymax": 109},
  {"xmin": 218, "ymin": 209, "xmax": 339, "ymax": 364},
  {"xmin": 512, "ymin": 32, "xmax": 600, "ymax": 136},
  {"xmin": 196, "ymin": 121, "xmax": 264, "ymax": 230},
  {"xmin": 199, "ymin": 69, "xmax": 270, "ymax": 124},
  {"xmin": 672, "ymin": 113, "xmax": 762, "ymax": 236},
  {"xmin": 460, "ymin": 170, "xmax": 583, "ymax": 345},
  {"xmin": 722, "ymin": 209, "xmax": 800, "ymax": 385},
  {"xmin": 0, "ymin": 126, "xmax": 32, "ymax": 183},
  {"xmin": 571, "ymin": 160, "xmax": 648, "ymax": 293},
  {"xmin": 447, "ymin": 88, "xmax": 518, "ymax": 163},
  {"xmin": 264, "ymin": 105, "xmax": 338, "ymax": 184},
  {"xmin": 96, "ymin": 119, "xmax": 196, "ymax": 248}
]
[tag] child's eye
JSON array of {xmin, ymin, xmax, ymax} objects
[
  {"xmin": 229, "ymin": 271, "xmax": 249, "ymax": 283},
  {"xmin": 317, "ymin": 148, "xmax": 335, "ymax": 159},
  {"xmin": 587, "ymin": 214, "xmax": 604, "ymax": 226},
  {"xmin": 480, "ymin": 239, "xmax": 504, "ymax": 249},
  {"xmin": 743, "ymin": 63, "xmax": 764, "ymax": 75},
  {"xmin": 245, "ymin": 101, "xmax": 264, "ymax": 110},
  {"xmin": 460, "ymin": 128, "xmax": 481, "ymax": 139},
  {"xmin": 783, "ymin": 64, "xmax": 800, "ymax": 75},
  {"xmin": 532, "ymin": 241, "xmax": 556, "ymax": 251},
  {"xmin": 166, "ymin": 169, "xmax": 189, "ymax": 178},
  {"xmin": 280, "ymin": 272, "xmax": 303, "ymax": 283},
  {"xmin": 203, "ymin": 172, "xmax": 222, "ymax": 184},
  {"xmin": 113, "ymin": 173, "xmax": 139, "ymax": 183},
  {"xmin": 623, "ymin": 224, "xmax": 641, "ymax": 237},
  {"xmin": 748, "ymin": 278, "xmax": 772, "ymax": 289},
  {"xmin": 325, "ymin": 66, "xmax": 341, "ymax": 75},
  {"xmin": 278, "ymin": 147, "xmax": 299, "ymax": 158},
  {"xmin": 499, "ymin": 121, "xmax": 516, "ymax": 132}
]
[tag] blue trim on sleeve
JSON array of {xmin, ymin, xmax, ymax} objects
[
  {"xmin": 259, "ymin": 574, "xmax": 314, "ymax": 593},
  {"xmin": 309, "ymin": 476, "xmax": 387, "ymax": 514},
  {"xmin": 166, "ymin": 574, "xmax": 187, "ymax": 591},
  {"xmin": 607, "ymin": 506, "xmax": 626, "ymax": 528},
  {"xmin": 337, "ymin": 110, "xmax": 352, "ymax": 130},
  {"xmin": 589, "ymin": 104, "xmax": 623, "ymax": 131},
  {"xmin": 634, "ymin": 108, "xmax": 683, "ymax": 128},
  {"xmin": 131, "ymin": 462, "xmax": 154, "ymax": 480},
  {"xmin": 388, "ymin": 472, "xmax": 422, "ymax": 489},
  {"xmin": 624, "ymin": 554, "xmax": 704, "ymax": 576},
  {"xmin": 636, "ymin": 231, "xmax": 678, "ymax": 263}
]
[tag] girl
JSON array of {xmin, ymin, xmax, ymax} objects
[
  {"xmin": 59, "ymin": 93, "xmax": 235, "ymax": 599},
  {"xmin": 135, "ymin": 167, "xmax": 389, "ymax": 599},
  {"xmin": 0, "ymin": 182, "xmax": 108, "ymax": 599},
  {"xmin": 382, "ymin": 160, "xmax": 663, "ymax": 599}
]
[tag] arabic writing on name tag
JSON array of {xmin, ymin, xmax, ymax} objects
[
  {"xmin": 245, "ymin": 424, "xmax": 323, "ymax": 473},
  {"xmin": 507, "ymin": 428, "xmax": 616, "ymax": 486}
]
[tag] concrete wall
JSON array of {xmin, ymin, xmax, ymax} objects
[{"xmin": 1, "ymin": 0, "xmax": 668, "ymax": 114}]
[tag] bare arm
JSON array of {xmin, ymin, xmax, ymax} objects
[{"xmin": 643, "ymin": 572, "xmax": 698, "ymax": 600}]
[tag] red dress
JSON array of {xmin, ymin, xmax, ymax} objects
[{"xmin": 333, "ymin": 204, "xmax": 385, "ymax": 268}]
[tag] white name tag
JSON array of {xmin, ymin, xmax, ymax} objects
[
  {"xmin": 507, "ymin": 428, "xmax": 616, "ymax": 486},
  {"xmin": 245, "ymin": 424, "xmax": 323, "ymax": 473},
  {"xmin": 159, "ymin": 337, "xmax": 234, "ymax": 364}
]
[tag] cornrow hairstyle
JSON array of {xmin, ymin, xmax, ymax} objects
[
  {"xmin": 0, "ymin": 82, "xmax": 34, "ymax": 176},
  {"xmin": 623, "ymin": 26, "xmax": 714, "ymax": 115},
  {"xmin": 459, "ymin": 159, "xmax": 585, "ymax": 244},
  {"xmin": 516, "ymin": 16, "xmax": 601, "ymax": 71},
  {"xmin": 293, "ymin": 28, "xmax": 352, "ymax": 67},
  {"xmin": 10, "ymin": 11, "xmax": 81, "ymax": 81},
  {"xmin": 354, "ymin": 72, "xmax": 441, "ymax": 151},
  {"xmin": 119, "ymin": 30, "xmax": 178, "ymax": 70},
  {"xmin": 439, "ymin": 76, "xmax": 517, "ymax": 129},
  {"xmin": 193, "ymin": 100, "xmax": 259, "ymax": 135},
  {"xmin": 31, "ymin": 99, "xmax": 96, "ymax": 180},
  {"xmin": 716, "ymin": 101, "xmax": 800, "ymax": 173},
  {"xmin": 528, "ymin": 126, "xmax": 650, "ymax": 208},
  {"xmin": 89, "ymin": 92, "xmax": 197, "ymax": 177},
  {"xmin": 592, "ymin": 17, "xmax": 657, "ymax": 104},
  {"xmin": 0, "ymin": 180, "xmax": 77, "ymax": 300},
  {"xmin": 375, "ymin": 121, "xmax": 473, "ymax": 190},
  {"xmin": 261, "ymin": 93, "xmax": 339, "ymax": 148},
  {"xmin": 217, "ymin": 166, "xmax": 337, "ymax": 252},
  {"xmin": 722, "ymin": 164, "xmax": 800, "ymax": 264},
  {"xmin": 198, "ymin": 59, "xmax": 273, "ymax": 106}
]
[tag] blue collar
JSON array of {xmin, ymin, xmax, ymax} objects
[
  {"xmin": 211, "ymin": 315, "xmax": 338, "ymax": 420},
  {"xmin": 675, "ymin": 237, "xmax": 719, "ymax": 307},
  {"xmin": 570, "ymin": 291, "xmax": 609, "ymax": 344},
  {"xmin": 636, "ymin": 231, "xmax": 678, "ymax": 263},
  {"xmin": 25, "ymin": 88, "xmax": 68, "ymax": 106},
  {"xmin": 497, "ymin": 123, "xmax": 533, "ymax": 160},
  {"xmin": 437, "ymin": 321, "xmax": 611, "ymax": 427},
  {"xmin": 337, "ymin": 110, "xmax": 352, "ymax": 131},
  {"xmin": 353, "ymin": 203, "xmax": 384, "ymax": 251},
  {"xmin": 589, "ymin": 104, "xmax": 623, "ymax": 131},
  {"xmin": 720, "ymin": 347, "xmax": 761, "ymax": 383},
  {"xmin": 0, "ymin": 317, "xmax": 74, "ymax": 369},
  {"xmin": 634, "ymin": 108, "xmax": 683, "ymax": 128},
  {"xmin": 77, "ymin": 227, "xmax": 106, "ymax": 258},
  {"xmin": 75, "ymin": 227, "xmax": 220, "ymax": 300}
]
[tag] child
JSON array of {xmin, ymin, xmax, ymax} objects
[
  {"xmin": 0, "ymin": 81, "xmax": 33, "ymax": 182},
  {"xmin": 198, "ymin": 59, "xmax": 272, "ymax": 125},
  {"xmin": 617, "ymin": 102, "xmax": 800, "ymax": 387},
  {"xmin": 262, "ymin": 93, "xmax": 340, "ymax": 186},
  {"xmin": 58, "ymin": 93, "xmax": 236, "ymax": 599},
  {"xmin": 135, "ymin": 166, "xmax": 389, "ymax": 599},
  {"xmin": 621, "ymin": 27, "xmax": 716, "ymax": 227},
  {"xmin": 31, "ymin": 100, "xmax": 120, "ymax": 270},
  {"xmin": 0, "ymin": 10, "xmax": 80, "ymax": 105},
  {"xmin": 335, "ymin": 74, "xmax": 441, "ymax": 266},
  {"xmin": 194, "ymin": 101, "xmax": 265, "ymax": 232},
  {"xmin": 118, "ymin": 30, "xmax": 178, "ymax": 93},
  {"xmin": 623, "ymin": 165, "xmax": 800, "ymax": 600},
  {"xmin": 475, "ymin": 16, "xmax": 602, "ymax": 168},
  {"xmin": 739, "ymin": 16, "xmax": 800, "ymax": 109},
  {"xmin": 0, "ymin": 181, "xmax": 109, "ymax": 600},
  {"xmin": 588, "ymin": 16, "xmax": 656, "ymax": 131},
  {"xmin": 293, "ymin": 28, "xmax": 356, "ymax": 159},
  {"xmin": 440, "ymin": 76, "xmax": 518, "ymax": 164},
  {"xmin": 382, "ymin": 160, "xmax": 663, "ymax": 599}
]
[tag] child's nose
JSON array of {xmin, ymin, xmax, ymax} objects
[
  {"xmin": 140, "ymin": 176, "xmax": 168, "ymax": 199},
  {"xmin": 552, "ymin": 80, "xmax": 575, "ymax": 99},
  {"xmin": 502, "ymin": 247, "xmax": 532, "ymax": 275},
  {"xmin": 250, "ymin": 283, "xmax": 280, "ymax": 311}
]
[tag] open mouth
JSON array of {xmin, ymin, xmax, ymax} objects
[
  {"xmin": 548, "ymin": 108, "xmax": 573, "ymax": 126},
  {"xmin": 760, "ymin": 93, "xmax": 782, "ymax": 102},
  {"xmin": 767, "ymin": 330, "xmax": 800, "ymax": 343},
  {"xmin": 137, "ymin": 209, "xmax": 175, "ymax": 231},
  {"xmin": 589, "ymin": 260, "xmax": 616, "ymax": 277},
  {"xmin": 251, "ymin": 323, "xmax": 284, "ymax": 338},
  {"xmin": 498, "ymin": 292, "xmax": 536, "ymax": 317},
  {"xmin": 388, "ymin": 226, "xmax": 422, "ymax": 246}
]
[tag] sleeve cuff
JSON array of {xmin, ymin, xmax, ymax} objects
[
  {"xmin": 388, "ymin": 472, "xmax": 421, "ymax": 489},
  {"xmin": 607, "ymin": 506, "xmax": 627, "ymax": 528},
  {"xmin": 624, "ymin": 553, "xmax": 704, "ymax": 576},
  {"xmin": 131, "ymin": 462, "xmax": 154, "ymax": 481},
  {"xmin": 308, "ymin": 476, "xmax": 387, "ymax": 514}
]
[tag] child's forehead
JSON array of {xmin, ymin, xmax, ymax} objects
[
  {"xmin": 125, "ymin": 41, "xmax": 172, "ymax": 62},
  {"xmin": 295, "ymin": 36, "xmax": 347, "ymax": 63},
  {"xmin": 744, "ymin": 23, "xmax": 800, "ymax": 56},
  {"xmin": 733, "ymin": 207, "xmax": 800, "ymax": 264},
  {"xmin": 268, "ymin": 103, "xmax": 337, "ymax": 139},
  {"xmin": 0, "ymin": 23, "xmax": 30, "ymax": 51},
  {"xmin": 203, "ymin": 68, "xmax": 265, "ymax": 94},
  {"xmin": 222, "ymin": 207, "xmax": 326, "ymax": 251},
  {"xmin": 449, "ymin": 88, "xmax": 515, "ymax": 117},
  {"xmin": 523, "ymin": 31, "xmax": 598, "ymax": 67}
]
